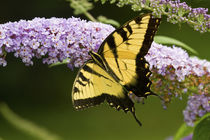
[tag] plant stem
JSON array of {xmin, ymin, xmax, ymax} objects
[
  {"xmin": 70, "ymin": 0, "xmax": 97, "ymax": 22},
  {"xmin": 84, "ymin": 12, "xmax": 97, "ymax": 22},
  {"xmin": 0, "ymin": 102, "xmax": 62, "ymax": 140}
]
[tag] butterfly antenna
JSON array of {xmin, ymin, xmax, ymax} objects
[
  {"xmin": 150, "ymin": 91, "xmax": 164, "ymax": 101},
  {"xmin": 131, "ymin": 107, "xmax": 142, "ymax": 127}
]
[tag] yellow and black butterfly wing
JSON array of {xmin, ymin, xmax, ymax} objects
[
  {"xmin": 72, "ymin": 60, "xmax": 134, "ymax": 112},
  {"xmin": 98, "ymin": 14, "xmax": 161, "ymax": 97}
]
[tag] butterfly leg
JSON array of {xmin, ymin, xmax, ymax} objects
[{"xmin": 128, "ymin": 91, "xmax": 145, "ymax": 104}]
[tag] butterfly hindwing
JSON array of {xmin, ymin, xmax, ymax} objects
[
  {"xmin": 98, "ymin": 14, "xmax": 161, "ymax": 97},
  {"xmin": 72, "ymin": 60, "xmax": 134, "ymax": 111}
]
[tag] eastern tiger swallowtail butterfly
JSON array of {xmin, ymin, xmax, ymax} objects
[{"xmin": 71, "ymin": 13, "xmax": 161, "ymax": 126}]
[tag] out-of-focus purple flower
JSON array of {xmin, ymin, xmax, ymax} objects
[
  {"xmin": 0, "ymin": 17, "xmax": 115, "ymax": 67},
  {"xmin": 0, "ymin": 58, "xmax": 7, "ymax": 67},
  {"xmin": 183, "ymin": 94, "xmax": 210, "ymax": 126},
  {"xmin": 182, "ymin": 134, "xmax": 192, "ymax": 140},
  {"xmin": 165, "ymin": 133, "xmax": 193, "ymax": 140}
]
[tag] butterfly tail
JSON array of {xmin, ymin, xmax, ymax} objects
[{"xmin": 131, "ymin": 107, "xmax": 142, "ymax": 127}]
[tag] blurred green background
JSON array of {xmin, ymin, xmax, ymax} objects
[{"xmin": 0, "ymin": 0, "xmax": 209, "ymax": 140}]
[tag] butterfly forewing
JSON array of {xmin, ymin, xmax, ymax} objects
[{"xmin": 98, "ymin": 14, "xmax": 161, "ymax": 97}]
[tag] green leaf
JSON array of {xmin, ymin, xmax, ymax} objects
[
  {"xmin": 69, "ymin": 0, "xmax": 93, "ymax": 15},
  {"xmin": 193, "ymin": 114, "xmax": 210, "ymax": 140},
  {"xmin": 101, "ymin": 0, "xmax": 107, "ymax": 4},
  {"xmin": 49, "ymin": 59, "xmax": 70, "ymax": 68},
  {"xmin": 154, "ymin": 35, "xmax": 198, "ymax": 55},
  {"xmin": 110, "ymin": 0, "xmax": 116, "ymax": 4},
  {"xmin": 0, "ymin": 102, "xmax": 62, "ymax": 140},
  {"xmin": 174, "ymin": 123, "xmax": 194, "ymax": 140},
  {"xmin": 174, "ymin": 113, "xmax": 210, "ymax": 140},
  {"xmin": 97, "ymin": 16, "xmax": 120, "ymax": 27}
]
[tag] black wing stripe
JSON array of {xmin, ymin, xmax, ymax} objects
[
  {"xmin": 126, "ymin": 24, "xmax": 133, "ymax": 34},
  {"xmin": 107, "ymin": 35, "xmax": 117, "ymax": 52},
  {"xmin": 106, "ymin": 35, "xmax": 124, "ymax": 78},
  {"xmin": 134, "ymin": 17, "xmax": 142, "ymax": 24},
  {"xmin": 76, "ymin": 80, "xmax": 86, "ymax": 86},
  {"xmin": 83, "ymin": 64, "xmax": 114, "ymax": 82},
  {"xmin": 139, "ymin": 17, "xmax": 161, "ymax": 56},
  {"xmin": 117, "ymin": 28, "xmax": 128, "ymax": 42},
  {"xmin": 74, "ymin": 87, "xmax": 79, "ymax": 93},
  {"xmin": 79, "ymin": 72, "xmax": 89, "ymax": 82}
]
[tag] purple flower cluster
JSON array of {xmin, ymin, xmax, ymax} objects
[
  {"xmin": 115, "ymin": 0, "xmax": 210, "ymax": 32},
  {"xmin": 183, "ymin": 94, "xmax": 210, "ymax": 126},
  {"xmin": 146, "ymin": 42, "xmax": 210, "ymax": 81},
  {"xmin": 1, "ymin": 17, "xmax": 209, "ymax": 79},
  {"xmin": 146, "ymin": 43, "xmax": 209, "ymax": 108},
  {"xmin": 0, "ymin": 17, "xmax": 114, "ymax": 67},
  {"xmin": 150, "ymin": 0, "xmax": 210, "ymax": 32}
]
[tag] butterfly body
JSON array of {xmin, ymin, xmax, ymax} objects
[
  {"xmin": 72, "ymin": 14, "xmax": 161, "ymax": 126},
  {"xmin": 88, "ymin": 51, "xmax": 109, "ymax": 73}
]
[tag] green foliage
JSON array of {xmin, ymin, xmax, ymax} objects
[
  {"xmin": 193, "ymin": 115, "xmax": 210, "ymax": 140},
  {"xmin": 67, "ymin": 0, "xmax": 97, "ymax": 21},
  {"xmin": 174, "ymin": 113, "xmax": 210, "ymax": 140},
  {"xmin": 68, "ymin": 0, "xmax": 93, "ymax": 15},
  {"xmin": 97, "ymin": 16, "xmax": 120, "ymax": 27},
  {"xmin": 174, "ymin": 123, "xmax": 193, "ymax": 140},
  {"xmin": 94, "ymin": 0, "xmax": 116, "ymax": 4},
  {"xmin": 67, "ymin": 0, "xmax": 120, "ymax": 26},
  {"xmin": 154, "ymin": 36, "xmax": 198, "ymax": 55},
  {"xmin": 0, "ymin": 102, "xmax": 62, "ymax": 140},
  {"xmin": 49, "ymin": 59, "xmax": 70, "ymax": 68}
]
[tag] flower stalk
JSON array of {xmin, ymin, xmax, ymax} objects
[{"xmin": 0, "ymin": 102, "xmax": 62, "ymax": 140}]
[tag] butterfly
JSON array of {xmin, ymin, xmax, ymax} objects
[{"xmin": 71, "ymin": 13, "xmax": 161, "ymax": 126}]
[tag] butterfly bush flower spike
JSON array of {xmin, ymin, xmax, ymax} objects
[
  {"xmin": 146, "ymin": 43, "xmax": 210, "ymax": 124},
  {"xmin": 113, "ymin": 0, "xmax": 210, "ymax": 32},
  {"xmin": 0, "ymin": 17, "xmax": 114, "ymax": 67}
]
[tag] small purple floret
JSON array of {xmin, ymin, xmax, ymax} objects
[{"xmin": 183, "ymin": 94, "xmax": 210, "ymax": 126}]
